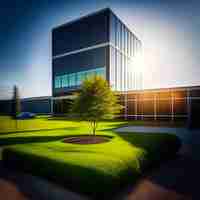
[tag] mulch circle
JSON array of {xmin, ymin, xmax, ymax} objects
[{"xmin": 63, "ymin": 135, "xmax": 112, "ymax": 144}]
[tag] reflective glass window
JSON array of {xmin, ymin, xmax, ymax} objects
[
  {"xmin": 69, "ymin": 73, "xmax": 76, "ymax": 87},
  {"xmin": 110, "ymin": 47, "xmax": 115, "ymax": 89},
  {"xmin": 126, "ymin": 29, "xmax": 128, "ymax": 55},
  {"xmin": 95, "ymin": 68, "xmax": 105, "ymax": 76},
  {"xmin": 55, "ymin": 76, "xmax": 61, "ymax": 88},
  {"xmin": 85, "ymin": 71, "xmax": 90, "ymax": 79},
  {"xmin": 54, "ymin": 67, "xmax": 105, "ymax": 89},
  {"xmin": 127, "ymin": 31, "xmax": 130, "ymax": 56},
  {"xmin": 122, "ymin": 25, "xmax": 125, "ymax": 52},
  {"xmin": 129, "ymin": 32, "xmax": 132, "ymax": 57},
  {"xmin": 62, "ymin": 74, "xmax": 68, "ymax": 87},
  {"xmin": 110, "ymin": 13, "xmax": 116, "ymax": 45},
  {"xmin": 117, "ymin": 51, "xmax": 121, "ymax": 91},
  {"xmin": 132, "ymin": 34, "xmax": 134, "ymax": 57},
  {"xmin": 77, "ymin": 71, "xmax": 85, "ymax": 85},
  {"xmin": 117, "ymin": 20, "xmax": 120, "ymax": 48},
  {"xmin": 119, "ymin": 22, "xmax": 122, "ymax": 50},
  {"xmin": 124, "ymin": 28, "xmax": 127, "ymax": 55}
]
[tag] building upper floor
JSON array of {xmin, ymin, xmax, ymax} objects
[
  {"xmin": 52, "ymin": 8, "xmax": 141, "ymax": 59},
  {"xmin": 52, "ymin": 8, "xmax": 142, "ymax": 96}
]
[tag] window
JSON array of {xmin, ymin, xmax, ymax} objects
[
  {"xmin": 122, "ymin": 25, "xmax": 125, "ymax": 52},
  {"xmin": 116, "ymin": 20, "xmax": 120, "ymax": 48},
  {"xmin": 126, "ymin": 29, "xmax": 128, "ymax": 55},
  {"xmin": 110, "ymin": 47, "xmax": 115, "ymax": 89},
  {"xmin": 77, "ymin": 71, "xmax": 85, "ymax": 85},
  {"xmin": 127, "ymin": 31, "xmax": 130, "ymax": 56},
  {"xmin": 69, "ymin": 73, "xmax": 76, "ymax": 87},
  {"xmin": 95, "ymin": 68, "xmax": 105, "ymax": 76},
  {"xmin": 131, "ymin": 34, "xmax": 134, "ymax": 57},
  {"xmin": 55, "ymin": 76, "xmax": 61, "ymax": 88},
  {"xmin": 54, "ymin": 67, "xmax": 106, "ymax": 89},
  {"xmin": 62, "ymin": 74, "xmax": 68, "ymax": 87},
  {"xmin": 110, "ymin": 13, "xmax": 116, "ymax": 45},
  {"xmin": 124, "ymin": 28, "xmax": 127, "ymax": 55},
  {"xmin": 116, "ymin": 51, "xmax": 121, "ymax": 91}
]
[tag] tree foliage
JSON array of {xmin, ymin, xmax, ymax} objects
[{"xmin": 72, "ymin": 76, "xmax": 122, "ymax": 135}]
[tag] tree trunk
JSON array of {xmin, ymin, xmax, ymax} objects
[
  {"xmin": 90, "ymin": 120, "xmax": 97, "ymax": 136},
  {"xmin": 93, "ymin": 121, "xmax": 96, "ymax": 136}
]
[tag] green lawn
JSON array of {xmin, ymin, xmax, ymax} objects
[
  {"xmin": 0, "ymin": 116, "xmax": 181, "ymax": 198},
  {"xmin": 0, "ymin": 115, "xmax": 184, "ymax": 134},
  {"xmin": 0, "ymin": 115, "xmax": 88, "ymax": 133}
]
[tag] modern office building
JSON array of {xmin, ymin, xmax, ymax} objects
[
  {"xmin": 52, "ymin": 8, "xmax": 142, "ymax": 113},
  {"xmin": 119, "ymin": 86, "xmax": 200, "ymax": 126},
  {"xmin": 51, "ymin": 8, "xmax": 200, "ymax": 128}
]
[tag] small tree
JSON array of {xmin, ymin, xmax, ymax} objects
[
  {"xmin": 72, "ymin": 76, "xmax": 122, "ymax": 135},
  {"xmin": 11, "ymin": 85, "xmax": 21, "ymax": 119}
]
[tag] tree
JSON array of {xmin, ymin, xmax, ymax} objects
[
  {"xmin": 72, "ymin": 75, "xmax": 122, "ymax": 135},
  {"xmin": 11, "ymin": 85, "xmax": 21, "ymax": 119}
]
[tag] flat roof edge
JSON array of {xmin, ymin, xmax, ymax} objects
[{"xmin": 52, "ymin": 7, "xmax": 111, "ymax": 31}]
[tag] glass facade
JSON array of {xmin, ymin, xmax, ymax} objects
[
  {"xmin": 50, "ymin": 8, "xmax": 200, "ymax": 125},
  {"xmin": 54, "ymin": 67, "xmax": 105, "ymax": 89},
  {"xmin": 52, "ymin": 9, "xmax": 109, "ymax": 56},
  {"xmin": 53, "ymin": 45, "xmax": 108, "ymax": 95},
  {"xmin": 52, "ymin": 7, "xmax": 143, "ymax": 116},
  {"xmin": 119, "ymin": 89, "xmax": 191, "ymax": 121},
  {"xmin": 109, "ymin": 12, "xmax": 142, "ymax": 91},
  {"xmin": 53, "ymin": 8, "xmax": 142, "ymax": 97}
]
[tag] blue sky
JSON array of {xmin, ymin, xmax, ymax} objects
[{"xmin": 0, "ymin": 0, "xmax": 200, "ymax": 98}]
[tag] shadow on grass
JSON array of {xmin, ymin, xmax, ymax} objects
[
  {"xmin": 120, "ymin": 132, "xmax": 181, "ymax": 149},
  {"xmin": 2, "ymin": 152, "xmax": 133, "ymax": 200},
  {"xmin": 0, "ymin": 127, "xmax": 78, "ymax": 136},
  {"xmin": 0, "ymin": 135, "xmax": 72, "ymax": 146},
  {"xmin": 46, "ymin": 116, "xmax": 82, "ymax": 122},
  {"xmin": 117, "ymin": 133, "xmax": 181, "ymax": 173}
]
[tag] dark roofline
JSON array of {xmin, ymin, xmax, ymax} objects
[
  {"xmin": 52, "ymin": 7, "xmax": 111, "ymax": 31},
  {"xmin": 52, "ymin": 7, "xmax": 141, "ymax": 43}
]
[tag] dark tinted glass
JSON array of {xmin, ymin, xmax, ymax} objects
[
  {"xmin": 53, "ymin": 46, "xmax": 107, "ymax": 96},
  {"xmin": 53, "ymin": 47, "xmax": 106, "ymax": 76},
  {"xmin": 53, "ymin": 10, "xmax": 109, "ymax": 56}
]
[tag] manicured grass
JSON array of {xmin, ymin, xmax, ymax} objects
[
  {"xmin": 0, "ymin": 115, "xmax": 184, "ymax": 134},
  {"xmin": 0, "ymin": 116, "xmax": 126, "ymax": 146},
  {"xmin": 0, "ymin": 115, "xmax": 84, "ymax": 133},
  {"xmin": 0, "ymin": 116, "xmax": 181, "ymax": 198},
  {"xmin": 3, "ymin": 133, "xmax": 180, "ymax": 198}
]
